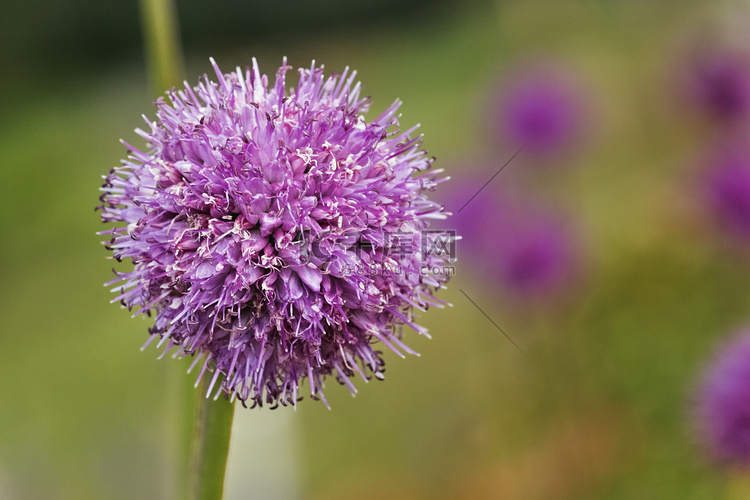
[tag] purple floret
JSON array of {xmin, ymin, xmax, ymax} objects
[
  {"xmin": 98, "ymin": 58, "xmax": 450, "ymax": 408},
  {"xmin": 494, "ymin": 64, "xmax": 585, "ymax": 156}
]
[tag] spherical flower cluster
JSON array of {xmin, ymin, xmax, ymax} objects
[
  {"xmin": 98, "ymin": 58, "xmax": 450, "ymax": 408},
  {"xmin": 494, "ymin": 221, "xmax": 573, "ymax": 297},
  {"xmin": 686, "ymin": 50, "xmax": 750, "ymax": 123},
  {"xmin": 705, "ymin": 146, "xmax": 750, "ymax": 239},
  {"xmin": 440, "ymin": 175, "xmax": 575, "ymax": 300},
  {"xmin": 695, "ymin": 329, "xmax": 750, "ymax": 467},
  {"xmin": 493, "ymin": 63, "xmax": 586, "ymax": 156}
]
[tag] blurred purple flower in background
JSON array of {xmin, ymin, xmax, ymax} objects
[
  {"xmin": 705, "ymin": 145, "xmax": 750, "ymax": 239},
  {"xmin": 686, "ymin": 50, "xmax": 750, "ymax": 123},
  {"xmin": 493, "ymin": 63, "xmax": 587, "ymax": 157},
  {"xmin": 695, "ymin": 329, "xmax": 750, "ymax": 467},
  {"xmin": 494, "ymin": 220, "xmax": 573, "ymax": 297},
  {"xmin": 442, "ymin": 175, "xmax": 577, "ymax": 300},
  {"xmin": 98, "ymin": 58, "xmax": 450, "ymax": 408}
]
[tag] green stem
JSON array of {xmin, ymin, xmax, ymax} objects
[
  {"xmin": 165, "ymin": 366, "xmax": 198, "ymax": 500},
  {"xmin": 139, "ymin": 0, "xmax": 185, "ymax": 93},
  {"xmin": 188, "ymin": 377, "xmax": 236, "ymax": 500},
  {"xmin": 137, "ymin": 2, "xmax": 189, "ymax": 498}
]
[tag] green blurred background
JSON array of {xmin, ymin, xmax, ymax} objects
[{"xmin": 1, "ymin": 0, "xmax": 748, "ymax": 498}]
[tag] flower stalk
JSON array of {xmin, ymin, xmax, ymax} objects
[
  {"xmin": 188, "ymin": 378, "xmax": 236, "ymax": 500},
  {"xmin": 136, "ymin": 2, "xmax": 197, "ymax": 500},
  {"xmin": 139, "ymin": 0, "xmax": 184, "ymax": 92}
]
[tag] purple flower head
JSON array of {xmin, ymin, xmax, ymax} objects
[
  {"xmin": 695, "ymin": 329, "xmax": 750, "ymax": 467},
  {"xmin": 440, "ymin": 174, "xmax": 575, "ymax": 299},
  {"xmin": 493, "ymin": 218, "xmax": 573, "ymax": 297},
  {"xmin": 493, "ymin": 63, "xmax": 586, "ymax": 156},
  {"xmin": 98, "ymin": 58, "xmax": 450, "ymax": 408},
  {"xmin": 687, "ymin": 50, "xmax": 750, "ymax": 122},
  {"xmin": 705, "ymin": 145, "xmax": 750, "ymax": 239}
]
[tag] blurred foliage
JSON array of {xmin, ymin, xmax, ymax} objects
[
  {"xmin": 2, "ymin": 0, "xmax": 750, "ymax": 498},
  {"xmin": 0, "ymin": 0, "xmax": 466, "ymax": 75}
]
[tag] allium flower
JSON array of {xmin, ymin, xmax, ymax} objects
[
  {"xmin": 686, "ymin": 50, "xmax": 750, "ymax": 122},
  {"xmin": 493, "ymin": 63, "xmax": 586, "ymax": 156},
  {"xmin": 705, "ymin": 146, "xmax": 750, "ymax": 239},
  {"xmin": 695, "ymin": 330, "xmax": 750, "ymax": 467},
  {"xmin": 98, "ymin": 58, "xmax": 450, "ymax": 408},
  {"xmin": 440, "ymin": 175, "xmax": 575, "ymax": 299},
  {"xmin": 493, "ymin": 221, "xmax": 573, "ymax": 297}
]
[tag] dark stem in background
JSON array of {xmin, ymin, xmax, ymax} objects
[{"xmin": 189, "ymin": 378, "xmax": 236, "ymax": 500}]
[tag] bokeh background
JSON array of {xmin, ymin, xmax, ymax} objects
[{"xmin": 3, "ymin": 0, "xmax": 750, "ymax": 498}]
